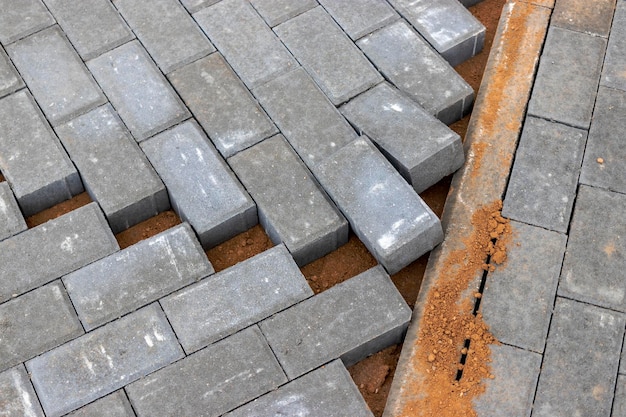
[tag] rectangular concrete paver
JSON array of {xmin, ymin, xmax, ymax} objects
[
  {"xmin": 0, "ymin": 46, "xmax": 23, "ymax": 98},
  {"xmin": 179, "ymin": 0, "xmax": 219, "ymax": 13},
  {"xmin": 67, "ymin": 391, "xmax": 135, "ymax": 417},
  {"xmin": 601, "ymin": 1, "xmax": 626, "ymax": 92},
  {"xmin": 613, "ymin": 375, "xmax": 626, "ymax": 416},
  {"xmin": 250, "ymin": 0, "xmax": 318, "ymax": 27},
  {"xmin": 318, "ymin": 0, "xmax": 399, "ymax": 40},
  {"xmin": 0, "ymin": 0, "xmax": 54, "ymax": 45},
  {"xmin": 0, "ymin": 182, "xmax": 27, "ymax": 242},
  {"xmin": 551, "ymin": 0, "xmax": 616, "ymax": 37},
  {"xmin": 0, "ymin": 365, "xmax": 45, "ymax": 417}
]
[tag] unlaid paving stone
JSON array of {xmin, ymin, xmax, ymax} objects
[
  {"xmin": 225, "ymin": 360, "xmax": 373, "ymax": 417},
  {"xmin": 27, "ymin": 304, "xmax": 183, "ymax": 417},
  {"xmin": 551, "ymin": 0, "xmax": 616, "ymax": 37},
  {"xmin": 533, "ymin": 297, "xmax": 624, "ymax": 417},
  {"xmin": 169, "ymin": 53, "xmax": 277, "ymax": 158},
  {"xmin": 250, "ymin": 0, "xmax": 318, "ymax": 27},
  {"xmin": 602, "ymin": 1, "xmax": 626, "ymax": 92},
  {"xmin": 0, "ymin": 90, "xmax": 83, "ymax": 216},
  {"xmin": 0, "ymin": 0, "xmax": 54, "ymax": 45},
  {"xmin": 340, "ymin": 82, "xmax": 464, "ymax": 193},
  {"xmin": 275, "ymin": 7, "xmax": 382, "ymax": 105},
  {"xmin": 260, "ymin": 266, "xmax": 411, "ymax": 379},
  {"xmin": 0, "ymin": 182, "xmax": 26, "ymax": 242},
  {"xmin": 502, "ymin": 116, "xmax": 586, "ymax": 233},
  {"xmin": 87, "ymin": 41, "xmax": 190, "ymax": 141},
  {"xmin": 314, "ymin": 137, "xmax": 443, "ymax": 274},
  {"xmin": 55, "ymin": 104, "xmax": 169, "ymax": 233},
  {"xmin": 229, "ymin": 135, "xmax": 348, "ymax": 265},
  {"xmin": 67, "ymin": 391, "xmax": 135, "ymax": 417},
  {"xmin": 0, "ymin": 202, "xmax": 118, "ymax": 303},
  {"xmin": 0, "ymin": 365, "xmax": 45, "ymax": 417},
  {"xmin": 64, "ymin": 223, "xmax": 213, "ymax": 331},
  {"xmin": 7, "ymin": 26, "xmax": 106, "ymax": 126},
  {"xmin": 126, "ymin": 326, "xmax": 286, "ymax": 417},
  {"xmin": 194, "ymin": 0, "xmax": 297, "ymax": 89},
  {"xmin": 141, "ymin": 120, "xmax": 257, "ymax": 248},
  {"xmin": 357, "ymin": 20, "xmax": 474, "ymax": 124},
  {"xmin": 318, "ymin": 0, "xmax": 398, "ymax": 40},
  {"xmin": 528, "ymin": 26, "xmax": 606, "ymax": 129},
  {"xmin": 179, "ymin": 0, "xmax": 219, "ymax": 13},
  {"xmin": 614, "ymin": 375, "xmax": 626, "ymax": 416},
  {"xmin": 0, "ymin": 47, "xmax": 23, "ymax": 98}
]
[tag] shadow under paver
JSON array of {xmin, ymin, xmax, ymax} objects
[
  {"xmin": 318, "ymin": 0, "xmax": 399, "ymax": 40},
  {"xmin": 0, "ymin": 365, "xmax": 45, "ymax": 417},
  {"xmin": 66, "ymin": 390, "xmax": 135, "ymax": 417},
  {"xmin": 601, "ymin": 0, "xmax": 626, "ymax": 92},
  {"xmin": 0, "ymin": 182, "xmax": 27, "ymax": 242},
  {"xmin": 551, "ymin": 0, "xmax": 616, "ymax": 37},
  {"xmin": 0, "ymin": 0, "xmax": 54, "ymax": 45},
  {"xmin": 0, "ymin": 46, "xmax": 23, "ymax": 98}
]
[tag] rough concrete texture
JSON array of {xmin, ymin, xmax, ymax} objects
[
  {"xmin": 0, "ymin": 365, "xmax": 45, "ymax": 417},
  {"xmin": 318, "ymin": 0, "xmax": 399, "ymax": 40},
  {"xmin": 67, "ymin": 391, "xmax": 135, "ymax": 417},
  {"xmin": 250, "ymin": 0, "xmax": 318, "ymax": 27},
  {"xmin": 551, "ymin": 0, "xmax": 616, "ymax": 37},
  {"xmin": 0, "ymin": 0, "xmax": 54, "ymax": 45},
  {"xmin": 0, "ymin": 182, "xmax": 27, "ymax": 242},
  {"xmin": 601, "ymin": 1, "xmax": 626, "ymax": 92},
  {"xmin": 614, "ymin": 376, "xmax": 626, "ymax": 417},
  {"xmin": 179, "ymin": 0, "xmax": 220, "ymax": 13},
  {"xmin": 0, "ymin": 46, "xmax": 24, "ymax": 98}
]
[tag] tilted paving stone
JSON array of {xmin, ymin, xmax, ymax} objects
[
  {"xmin": 317, "ymin": 0, "xmax": 399, "ymax": 40},
  {"xmin": 533, "ymin": 297, "xmax": 624, "ymax": 417},
  {"xmin": 340, "ymin": 82, "xmax": 464, "ymax": 193},
  {"xmin": 527, "ymin": 26, "xmax": 607, "ymax": 129},
  {"xmin": 42, "ymin": 0, "xmax": 134, "ymax": 61},
  {"xmin": 126, "ymin": 326, "xmax": 286, "ymax": 417},
  {"xmin": 114, "ymin": 0, "xmax": 215, "ymax": 74},
  {"xmin": 0, "ymin": 365, "xmax": 45, "ymax": 417},
  {"xmin": 502, "ymin": 116, "xmax": 587, "ymax": 233},
  {"xmin": 7, "ymin": 26, "xmax": 107, "ymax": 126},
  {"xmin": 314, "ymin": 137, "xmax": 443, "ymax": 274},
  {"xmin": 168, "ymin": 53, "xmax": 277, "ymax": 158},
  {"xmin": 67, "ymin": 391, "xmax": 135, "ymax": 417},
  {"xmin": 602, "ymin": 0, "xmax": 626, "ymax": 92},
  {"xmin": 0, "ymin": 182, "xmax": 27, "ymax": 242},
  {"xmin": 388, "ymin": 0, "xmax": 485, "ymax": 67},
  {"xmin": 0, "ymin": 202, "xmax": 118, "ymax": 303},
  {"xmin": 228, "ymin": 135, "xmax": 348, "ymax": 265},
  {"xmin": 260, "ymin": 266, "xmax": 412, "ymax": 379},
  {"xmin": 225, "ymin": 360, "xmax": 373, "ymax": 417},
  {"xmin": 27, "ymin": 304, "xmax": 184, "ymax": 417},
  {"xmin": 161, "ymin": 244, "xmax": 312, "ymax": 353},
  {"xmin": 55, "ymin": 104, "xmax": 169, "ymax": 233},
  {"xmin": 0, "ymin": 90, "xmax": 83, "ymax": 216},
  {"xmin": 357, "ymin": 20, "xmax": 474, "ymax": 124},
  {"xmin": 64, "ymin": 223, "xmax": 213, "ymax": 331},
  {"xmin": 274, "ymin": 7, "xmax": 383, "ymax": 105},
  {"xmin": 0, "ymin": 0, "xmax": 54, "ymax": 45},
  {"xmin": 250, "ymin": 0, "xmax": 318, "ymax": 27},
  {"xmin": 0, "ymin": 46, "xmax": 23, "ymax": 98},
  {"xmin": 194, "ymin": 0, "xmax": 298, "ymax": 89},
  {"xmin": 87, "ymin": 41, "xmax": 190, "ymax": 141},
  {"xmin": 141, "ymin": 120, "xmax": 257, "ymax": 248},
  {"xmin": 551, "ymin": 0, "xmax": 616, "ymax": 37},
  {"xmin": 179, "ymin": 0, "xmax": 219, "ymax": 14}
]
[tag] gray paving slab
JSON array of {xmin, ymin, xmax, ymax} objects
[
  {"xmin": 229, "ymin": 135, "xmax": 348, "ymax": 265},
  {"xmin": 126, "ymin": 326, "xmax": 286, "ymax": 417},
  {"xmin": 0, "ymin": 182, "xmax": 27, "ymax": 242},
  {"xmin": 141, "ymin": 120, "xmax": 257, "ymax": 248},
  {"xmin": 274, "ymin": 7, "xmax": 383, "ymax": 105},
  {"xmin": 7, "ymin": 26, "xmax": 106, "ymax": 126},
  {"xmin": 614, "ymin": 375, "xmax": 626, "ymax": 416},
  {"xmin": 0, "ymin": 365, "xmax": 45, "ymax": 417},
  {"xmin": 179, "ymin": 0, "xmax": 219, "ymax": 13},
  {"xmin": 194, "ymin": 0, "xmax": 297, "ymax": 89},
  {"xmin": 64, "ymin": 223, "xmax": 213, "ymax": 331},
  {"xmin": 0, "ymin": 46, "xmax": 23, "ymax": 98},
  {"xmin": 114, "ymin": 0, "xmax": 215, "ymax": 74},
  {"xmin": 0, "ymin": 0, "xmax": 54, "ymax": 45},
  {"xmin": 533, "ymin": 297, "xmax": 624, "ymax": 417},
  {"xmin": 502, "ymin": 116, "xmax": 586, "ymax": 233},
  {"xmin": 225, "ymin": 360, "xmax": 373, "ymax": 417},
  {"xmin": 253, "ymin": 68, "xmax": 357, "ymax": 168},
  {"xmin": 250, "ymin": 0, "xmax": 318, "ymax": 27},
  {"xmin": 621, "ymin": 336, "xmax": 626, "ymax": 375},
  {"xmin": 168, "ymin": 53, "xmax": 277, "ymax": 158},
  {"xmin": 27, "ymin": 304, "xmax": 183, "ymax": 417},
  {"xmin": 0, "ymin": 202, "xmax": 118, "ymax": 303},
  {"xmin": 55, "ymin": 104, "xmax": 169, "ymax": 233},
  {"xmin": 357, "ymin": 20, "xmax": 474, "ymax": 124},
  {"xmin": 314, "ymin": 137, "xmax": 443, "ymax": 274},
  {"xmin": 559, "ymin": 185, "xmax": 626, "ymax": 312},
  {"xmin": 318, "ymin": 0, "xmax": 399, "ymax": 40},
  {"xmin": 87, "ymin": 41, "xmax": 190, "ymax": 141},
  {"xmin": 260, "ymin": 266, "xmax": 411, "ymax": 379},
  {"xmin": 340, "ymin": 82, "xmax": 464, "ymax": 193},
  {"xmin": 602, "ymin": 0, "xmax": 626, "ymax": 92},
  {"xmin": 527, "ymin": 26, "xmax": 607, "ymax": 129},
  {"xmin": 551, "ymin": 0, "xmax": 616, "ymax": 37},
  {"xmin": 42, "ymin": 0, "xmax": 134, "ymax": 61},
  {"xmin": 67, "ymin": 391, "xmax": 135, "ymax": 417},
  {"xmin": 0, "ymin": 90, "xmax": 83, "ymax": 215}
]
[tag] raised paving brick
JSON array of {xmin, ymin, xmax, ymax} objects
[
  {"xmin": 274, "ymin": 7, "xmax": 382, "ymax": 105},
  {"xmin": 161, "ymin": 244, "xmax": 312, "ymax": 353},
  {"xmin": 7, "ymin": 26, "xmax": 106, "ymax": 125},
  {"xmin": 114, "ymin": 0, "xmax": 215, "ymax": 74},
  {"xmin": 614, "ymin": 376, "xmax": 626, "ymax": 416},
  {"xmin": 318, "ymin": 0, "xmax": 398, "ymax": 40},
  {"xmin": 87, "ymin": 41, "xmax": 190, "ymax": 141},
  {"xmin": 314, "ymin": 137, "xmax": 443, "ymax": 274},
  {"xmin": 0, "ymin": 182, "xmax": 27, "ymax": 242},
  {"xmin": 357, "ymin": 20, "xmax": 474, "ymax": 124},
  {"xmin": 0, "ymin": 281, "xmax": 83, "ymax": 373},
  {"xmin": 250, "ymin": 0, "xmax": 318, "ymax": 27},
  {"xmin": 551, "ymin": 0, "xmax": 616, "ymax": 37},
  {"xmin": 43, "ymin": 0, "xmax": 134, "ymax": 61},
  {"xmin": 194, "ymin": 0, "xmax": 297, "ymax": 89},
  {"xmin": 0, "ymin": 202, "xmax": 118, "ymax": 303},
  {"xmin": 528, "ymin": 26, "xmax": 606, "ymax": 129},
  {"xmin": 0, "ymin": 90, "xmax": 83, "ymax": 215},
  {"xmin": 559, "ymin": 186, "xmax": 626, "ymax": 312},
  {"xmin": 502, "ymin": 117, "xmax": 586, "ymax": 233},
  {"xmin": 67, "ymin": 391, "xmax": 135, "ymax": 417},
  {"xmin": 64, "ymin": 223, "xmax": 213, "ymax": 331},
  {"xmin": 55, "ymin": 104, "xmax": 169, "ymax": 232},
  {"xmin": 179, "ymin": 0, "xmax": 219, "ymax": 13},
  {"xmin": 340, "ymin": 82, "xmax": 464, "ymax": 193},
  {"xmin": 253, "ymin": 68, "xmax": 357, "ymax": 168},
  {"xmin": 0, "ymin": 47, "xmax": 23, "ymax": 98},
  {"xmin": 27, "ymin": 304, "xmax": 183, "ymax": 417},
  {"xmin": 602, "ymin": 1, "xmax": 626, "ymax": 92},
  {"xmin": 169, "ymin": 53, "xmax": 277, "ymax": 158},
  {"xmin": 260, "ymin": 266, "xmax": 411, "ymax": 379},
  {"xmin": 126, "ymin": 326, "xmax": 286, "ymax": 417},
  {"xmin": 0, "ymin": 365, "xmax": 45, "ymax": 417},
  {"xmin": 141, "ymin": 120, "xmax": 257, "ymax": 248},
  {"xmin": 225, "ymin": 360, "xmax": 373, "ymax": 417},
  {"xmin": 228, "ymin": 135, "xmax": 348, "ymax": 265},
  {"xmin": 481, "ymin": 221, "xmax": 566, "ymax": 353},
  {"xmin": 533, "ymin": 297, "xmax": 624, "ymax": 417},
  {"xmin": 388, "ymin": 0, "xmax": 485, "ymax": 67},
  {"xmin": 0, "ymin": 0, "xmax": 54, "ymax": 45}
]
